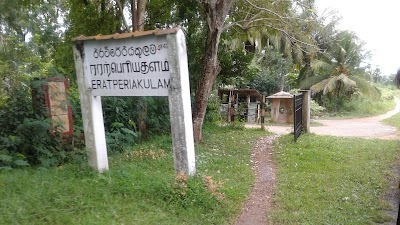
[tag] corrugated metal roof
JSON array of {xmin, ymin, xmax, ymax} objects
[
  {"xmin": 72, "ymin": 28, "xmax": 178, "ymax": 42},
  {"xmin": 266, "ymin": 91, "xmax": 293, "ymax": 99}
]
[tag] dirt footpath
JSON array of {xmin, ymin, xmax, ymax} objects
[{"xmin": 233, "ymin": 135, "xmax": 278, "ymax": 225}]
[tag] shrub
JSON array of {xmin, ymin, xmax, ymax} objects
[
  {"xmin": 310, "ymin": 99, "xmax": 325, "ymax": 117},
  {"xmin": 205, "ymin": 91, "xmax": 222, "ymax": 124},
  {"xmin": 106, "ymin": 122, "xmax": 138, "ymax": 153},
  {"xmin": 0, "ymin": 81, "xmax": 84, "ymax": 169}
]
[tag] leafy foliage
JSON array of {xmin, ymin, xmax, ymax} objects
[
  {"xmin": 217, "ymin": 35, "xmax": 258, "ymax": 87},
  {"xmin": 106, "ymin": 122, "xmax": 138, "ymax": 153},
  {"xmin": 310, "ymin": 73, "xmax": 357, "ymax": 96},
  {"xmin": 310, "ymin": 99, "xmax": 325, "ymax": 117},
  {"xmin": 0, "ymin": 80, "xmax": 85, "ymax": 169},
  {"xmin": 248, "ymin": 48, "xmax": 293, "ymax": 95}
]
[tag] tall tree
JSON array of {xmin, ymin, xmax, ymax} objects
[
  {"xmin": 192, "ymin": 0, "xmax": 233, "ymax": 142},
  {"xmin": 192, "ymin": 0, "xmax": 318, "ymax": 142},
  {"xmin": 0, "ymin": 0, "xmax": 62, "ymax": 98}
]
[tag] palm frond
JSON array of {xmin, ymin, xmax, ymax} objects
[
  {"xmin": 311, "ymin": 59, "xmax": 333, "ymax": 72},
  {"xmin": 336, "ymin": 73, "xmax": 357, "ymax": 92},
  {"xmin": 322, "ymin": 76, "xmax": 338, "ymax": 95},
  {"xmin": 269, "ymin": 33, "xmax": 281, "ymax": 51},
  {"xmin": 310, "ymin": 78, "xmax": 329, "ymax": 94},
  {"xmin": 351, "ymin": 76, "xmax": 381, "ymax": 98},
  {"xmin": 299, "ymin": 73, "xmax": 330, "ymax": 89}
]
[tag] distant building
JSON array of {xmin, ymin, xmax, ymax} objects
[{"xmin": 266, "ymin": 91, "xmax": 294, "ymax": 124}]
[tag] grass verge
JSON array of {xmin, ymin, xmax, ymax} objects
[
  {"xmin": 322, "ymin": 97, "xmax": 395, "ymax": 119},
  {"xmin": 0, "ymin": 125, "xmax": 265, "ymax": 225},
  {"xmin": 271, "ymin": 134, "xmax": 400, "ymax": 224},
  {"xmin": 382, "ymin": 112, "xmax": 400, "ymax": 129}
]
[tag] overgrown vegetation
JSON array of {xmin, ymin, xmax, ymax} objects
[
  {"xmin": 0, "ymin": 126, "xmax": 265, "ymax": 224},
  {"xmin": 319, "ymin": 95, "xmax": 395, "ymax": 118},
  {"xmin": 0, "ymin": 81, "xmax": 81, "ymax": 170},
  {"xmin": 271, "ymin": 134, "xmax": 400, "ymax": 224},
  {"xmin": 309, "ymin": 84, "xmax": 400, "ymax": 118}
]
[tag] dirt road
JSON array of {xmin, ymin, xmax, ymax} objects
[{"xmin": 267, "ymin": 98, "xmax": 400, "ymax": 139}]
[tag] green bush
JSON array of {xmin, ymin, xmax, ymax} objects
[
  {"xmin": 101, "ymin": 96, "xmax": 171, "ymax": 139},
  {"xmin": 106, "ymin": 122, "xmax": 138, "ymax": 153},
  {"xmin": 205, "ymin": 91, "xmax": 221, "ymax": 124},
  {"xmin": 319, "ymin": 94, "xmax": 394, "ymax": 117},
  {"xmin": 0, "ymin": 82, "xmax": 83, "ymax": 169},
  {"xmin": 310, "ymin": 99, "xmax": 325, "ymax": 117}
]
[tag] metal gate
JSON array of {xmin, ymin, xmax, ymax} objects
[{"xmin": 293, "ymin": 93, "xmax": 303, "ymax": 141}]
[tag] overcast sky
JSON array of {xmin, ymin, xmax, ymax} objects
[{"xmin": 316, "ymin": 0, "xmax": 400, "ymax": 76}]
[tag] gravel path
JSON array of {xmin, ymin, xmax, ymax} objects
[{"xmin": 233, "ymin": 135, "xmax": 278, "ymax": 225}]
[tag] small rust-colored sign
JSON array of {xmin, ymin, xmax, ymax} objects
[{"xmin": 43, "ymin": 77, "xmax": 73, "ymax": 136}]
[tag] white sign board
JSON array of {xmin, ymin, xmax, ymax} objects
[
  {"xmin": 73, "ymin": 29, "xmax": 196, "ymax": 175},
  {"xmin": 84, "ymin": 35, "xmax": 170, "ymax": 96}
]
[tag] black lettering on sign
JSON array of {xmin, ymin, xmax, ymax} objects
[
  {"xmin": 144, "ymin": 79, "xmax": 151, "ymax": 89},
  {"xmin": 90, "ymin": 79, "xmax": 171, "ymax": 90},
  {"xmin": 89, "ymin": 60, "xmax": 169, "ymax": 77},
  {"xmin": 92, "ymin": 43, "xmax": 166, "ymax": 60},
  {"xmin": 164, "ymin": 79, "xmax": 170, "ymax": 88},
  {"xmin": 137, "ymin": 79, "xmax": 143, "ymax": 89}
]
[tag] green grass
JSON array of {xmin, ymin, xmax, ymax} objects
[
  {"xmin": 382, "ymin": 112, "xmax": 400, "ymax": 129},
  {"xmin": 271, "ymin": 134, "xmax": 400, "ymax": 224},
  {"xmin": 0, "ymin": 125, "xmax": 265, "ymax": 225},
  {"xmin": 322, "ymin": 97, "xmax": 395, "ymax": 119}
]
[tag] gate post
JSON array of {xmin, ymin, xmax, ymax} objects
[
  {"xmin": 300, "ymin": 90, "xmax": 311, "ymax": 133},
  {"xmin": 261, "ymin": 95, "xmax": 266, "ymax": 130}
]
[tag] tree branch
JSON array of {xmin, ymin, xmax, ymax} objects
[
  {"xmin": 244, "ymin": 0, "xmax": 292, "ymax": 22},
  {"xmin": 227, "ymin": 18, "xmax": 319, "ymax": 54}
]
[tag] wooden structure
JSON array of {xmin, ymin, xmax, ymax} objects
[
  {"xmin": 31, "ymin": 77, "xmax": 73, "ymax": 137},
  {"xmin": 218, "ymin": 88, "xmax": 265, "ymax": 124},
  {"xmin": 266, "ymin": 91, "xmax": 294, "ymax": 124}
]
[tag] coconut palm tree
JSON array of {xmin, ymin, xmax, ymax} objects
[{"xmin": 299, "ymin": 30, "xmax": 379, "ymax": 97}]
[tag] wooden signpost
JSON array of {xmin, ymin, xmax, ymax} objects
[{"xmin": 72, "ymin": 29, "xmax": 195, "ymax": 175}]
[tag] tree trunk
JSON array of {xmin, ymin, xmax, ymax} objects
[
  {"xmin": 131, "ymin": 0, "xmax": 138, "ymax": 31},
  {"xmin": 131, "ymin": 0, "xmax": 148, "ymax": 135},
  {"xmin": 303, "ymin": 51, "xmax": 311, "ymax": 79},
  {"xmin": 192, "ymin": 0, "xmax": 233, "ymax": 142},
  {"xmin": 137, "ymin": 0, "xmax": 147, "ymax": 31},
  {"xmin": 131, "ymin": 0, "xmax": 147, "ymax": 31}
]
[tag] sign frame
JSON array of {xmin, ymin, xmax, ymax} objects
[{"xmin": 72, "ymin": 29, "xmax": 195, "ymax": 175}]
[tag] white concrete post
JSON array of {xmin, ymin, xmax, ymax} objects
[
  {"xmin": 73, "ymin": 42, "xmax": 109, "ymax": 172},
  {"xmin": 166, "ymin": 30, "xmax": 196, "ymax": 176}
]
